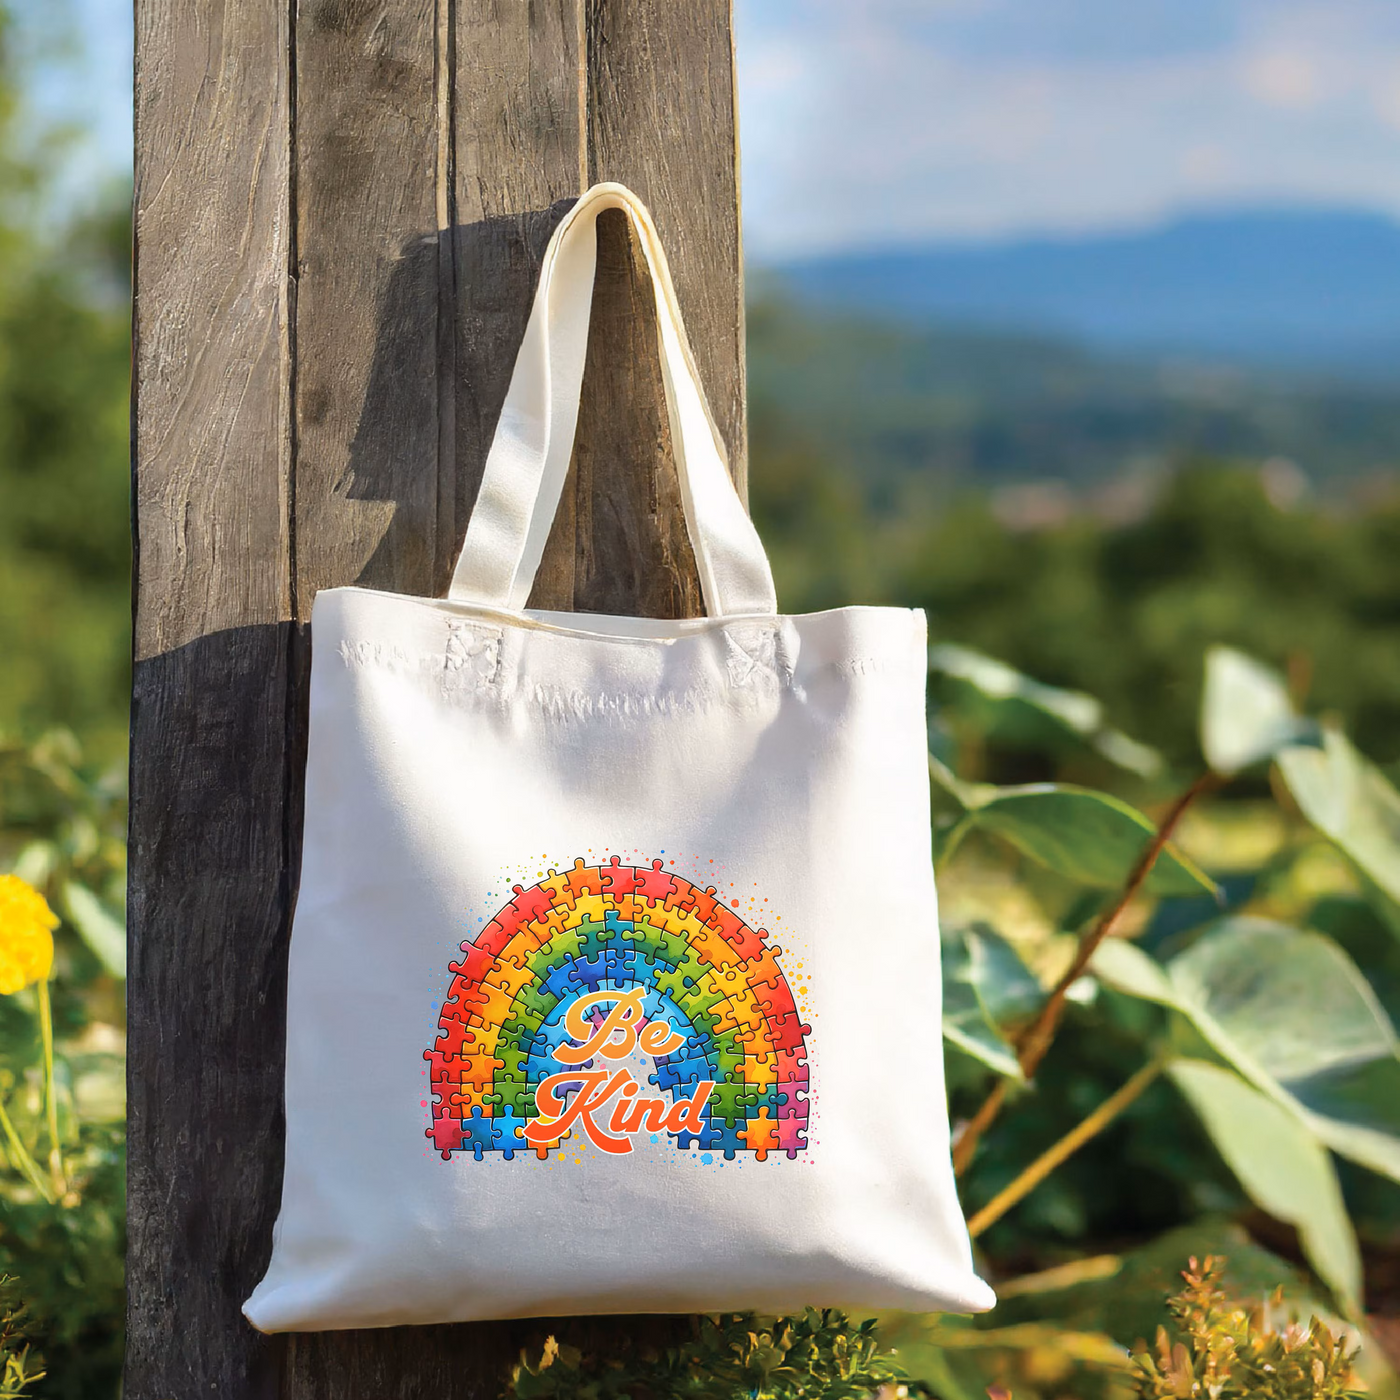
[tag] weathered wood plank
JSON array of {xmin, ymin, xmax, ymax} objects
[
  {"xmin": 448, "ymin": 0, "xmax": 587, "ymax": 599},
  {"xmin": 133, "ymin": 0, "xmax": 747, "ymax": 1392},
  {"xmin": 128, "ymin": 0, "xmax": 293, "ymax": 1394},
  {"xmin": 531, "ymin": 0, "xmax": 746, "ymax": 616},
  {"xmin": 586, "ymin": 0, "xmax": 748, "ymax": 498},
  {"xmin": 291, "ymin": 0, "xmax": 442, "ymax": 611}
]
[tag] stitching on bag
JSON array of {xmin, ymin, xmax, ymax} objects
[
  {"xmin": 724, "ymin": 623, "xmax": 804, "ymax": 700},
  {"xmin": 832, "ymin": 655, "xmax": 896, "ymax": 678},
  {"xmin": 444, "ymin": 620, "xmax": 503, "ymax": 689},
  {"xmin": 523, "ymin": 683, "xmax": 712, "ymax": 722},
  {"xmin": 338, "ymin": 639, "xmax": 417, "ymax": 671}
]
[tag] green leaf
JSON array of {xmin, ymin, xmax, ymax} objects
[
  {"xmin": 962, "ymin": 785, "xmax": 1217, "ymax": 896},
  {"xmin": 62, "ymin": 880, "xmax": 126, "ymax": 979},
  {"xmin": 1097, "ymin": 918, "xmax": 1400, "ymax": 1184},
  {"xmin": 1200, "ymin": 646, "xmax": 1320, "ymax": 775},
  {"xmin": 928, "ymin": 752, "xmax": 994, "ymax": 812},
  {"xmin": 10, "ymin": 841, "xmax": 58, "ymax": 888},
  {"xmin": 942, "ymin": 924, "xmax": 1042, "ymax": 1080},
  {"xmin": 1168, "ymin": 1059, "xmax": 1362, "ymax": 1310},
  {"xmin": 1279, "ymin": 728, "xmax": 1400, "ymax": 909},
  {"xmin": 930, "ymin": 643, "xmax": 1161, "ymax": 776}
]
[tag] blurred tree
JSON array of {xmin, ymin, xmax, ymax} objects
[
  {"xmin": 751, "ymin": 428, "xmax": 1400, "ymax": 770},
  {"xmin": 0, "ymin": 2, "xmax": 131, "ymax": 761}
]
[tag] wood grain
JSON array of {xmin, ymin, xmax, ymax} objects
[
  {"xmin": 131, "ymin": 0, "xmax": 748, "ymax": 1392},
  {"xmin": 448, "ymin": 0, "xmax": 586, "ymax": 597},
  {"xmin": 586, "ymin": 0, "xmax": 747, "ymax": 499},
  {"xmin": 129, "ymin": 0, "xmax": 293, "ymax": 1393},
  {"xmin": 292, "ymin": 0, "xmax": 441, "ymax": 610},
  {"xmin": 531, "ymin": 0, "xmax": 747, "ymax": 615}
]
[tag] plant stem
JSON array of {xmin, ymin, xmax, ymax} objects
[
  {"xmin": 0, "ymin": 1095, "xmax": 54, "ymax": 1205},
  {"xmin": 35, "ymin": 979, "xmax": 65, "ymax": 1196},
  {"xmin": 967, "ymin": 1057, "xmax": 1166, "ymax": 1238},
  {"xmin": 953, "ymin": 770, "xmax": 1216, "ymax": 1175}
]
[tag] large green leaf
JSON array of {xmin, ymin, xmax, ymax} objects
[
  {"xmin": 941, "ymin": 924, "xmax": 1042, "ymax": 1080},
  {"xmin": 1096, "ymin": 920, "xmax": 1400, "ymax": 1183},
  {"xmin": 1168, "ymin": 1059, "xmax": 1361, "ymax": 1309},
  {"xmin": 930, "ymin": 643, "xmax": 1161, "ymax": 776},
  {"xmin": 957, "ymin": 785, "xmax": 1217, "ymax": 896},
  {"xmin": 1199, "ymin": 646, "xmax": 1319, "ymax": 775},
  {"xmin": 1279, "ymin": 728, "xmax": 1400, "ymax": 908}
]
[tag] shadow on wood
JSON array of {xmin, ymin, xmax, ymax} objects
[
  {"xmin": 130, "ymin": 208, "xmax": 710, "ymax": 1398},
  {"xmin": 339, "ymin": 205, "xmax": 704, "ymax": 615}
]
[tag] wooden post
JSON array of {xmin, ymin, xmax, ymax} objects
[{"xmin": 129, "ymin": 2, "xmax": 747, "ymax": 1395}]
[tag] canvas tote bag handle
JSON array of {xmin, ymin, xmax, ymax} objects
[{"xmin": 448, "ymin": 183, "xmax": 779, "ymax": 617}]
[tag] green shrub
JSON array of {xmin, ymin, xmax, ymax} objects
[{"xmin": 1132, "ymin": 1256, "xmax": 1360, "ymax": 1400}]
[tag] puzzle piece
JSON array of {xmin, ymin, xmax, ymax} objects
[
  {"xmin": 740, "ymin": 1052, "xmax": 778, "ymax": 1087},
  {"xmin": 484, "ymin": 956, "xmax": 534, "ymax": 999},
  {"xmin": 564, "ymin": 857, "xmax": 605, "ymax": 902},
  {"xmin": 452, "ymin": 979, "xmax": 514, "ymax": 1027},
  {"xmin": 740, "ymin": 947, "xmax": 786, "ymax": 996},
  {"xmin": 706, "ymin": 960, "xmax": 752, "ymax": 999},
  {"xmin": 628, "ymin": 917, "xmax": 687, "ymax": 969},
  {"xmin": 427, "ymin": 1115, "xmax": 465, "ymax": 1158},
  {"xmin": 751, "ymin": 969, "xmax": 797, "ymax": 1023},
  {"xmin": 538, "ymin": 867, "xmax": 580, "ymax": 913},
  {"xmin": 459, "ymin": 1106, "xmax": 500, "ymax": 1161},
  {"xmin": 710, "ymin": 989, "xmax": 766, "ymax": 1037},
  {"xmin": 575, "ymin": 917, "xmax": 620, "ymax": 961},
  {"xmin": 706, "ymin": 904, "xmax": 766, "ymax": 964},
  {"xmin": 448, "ymin": 1080, "xmax": 495, "ymax": 1115},
  {"xmin": 493, "ymin": 1079, "xmax": 535, "ymax": 1116},
  {"xmin": 633, "ymin": 858, "xmax": 684, "ymax": 911},
  {"xmin": 708, "ymin": 1081, "xmax": 776, "ymax": 1125},
  {"xmin": 428, "ymin": 1074, "xmax": 457, "ymax": 1116},
  {"xmin": 429, "ymin": 1014, "xmax": 497, "ymax": 1058},
  {"xmin": 649, "ymin": 1055, "xmax": 711, "ymax": 1094},
  {"xmin": 738, "ymin": 1108, "xmax": 780, "ymax": 1161},
  {"xmin": 676, "ymin": 882, "xmax": 720, "ymax": 927},
  {"xmin": 599, "ymin": 855, "xmax": 640, "ymax": 897},
  {"xmin": 706, "ymin": 1116, "xmax": 748, "ymax": 1160},
  {"xmin": 491, "ymin": 1106, "xmax": 529, "ymax": 1161},
  {"xmin": 767, "ymin": 1011, "xmax": 811, "ymax": 1053},
  {"xmin": 448, "ymin": 940, "xmax": 500, "ymax": 984},
  {"xmin": 474, "ymin": 916, "xmax": 517, "ymax": 959},
  {"xmin": 423, "ymin": 1047, "xmax": 462, "ymax": 1082},
  {"xmin": 688, "ymin": 923, "xmax": 744, "ymax": 973},
  {"xmin": 776, "ymin": 1082, "xmax": 809, "ymax": 1119},
  {"xmin": 505, "ymin": 882, "xmax": 557, "ymax": 929},
  {"xmin": 776, "ymin": 1116, "xmax": 807, "ymax": 1159}
]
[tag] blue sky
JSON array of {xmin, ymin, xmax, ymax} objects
[
  {"xmin": 736, "ymin": 0, "xmax": 1400, "ymax": 254},
  {"xmin": 24, "ymin": 0, "xmax": 1400, "ymax": 256}
]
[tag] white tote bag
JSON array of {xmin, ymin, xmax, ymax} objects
[{"xmin": 244, "ymin": 183, "xmax": 994, "ymax": 1332}]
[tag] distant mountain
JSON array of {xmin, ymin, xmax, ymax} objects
[
  {"xmin": 769, "ymin": 208, "xmax": 1400, "ymax": 376},
  {"xmin": 745, "ymin": 297, "xmax": 1400, "ymax": 498}
]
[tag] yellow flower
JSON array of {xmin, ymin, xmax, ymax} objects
[{"xmin": 0, "ymin": 875, "xmax": 57, "ymax": 994}]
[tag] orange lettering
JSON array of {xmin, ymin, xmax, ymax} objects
[
  {"xmin": 606, "ymin": 1079, "xmax": 642, "ymax": 1135},
  {"xmin": 665, "ymin": 1081, "xmax": 715, "ymax": 1136},
  {"xmin": 554, "ymin": 987, "xmax": 649, "ymax": 1064},
  {"xmin": 524, "ymin": 1069, "xmax": 633, "ymax": 1153},
  {"xmin": 615, "ymin": 1096, "xmax": 670, "ymax": 1134},
  {"xmin": 639, "ymin": 1021, "xmax": 686, "ymax": 1056}
]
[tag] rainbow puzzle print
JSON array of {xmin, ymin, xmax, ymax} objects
[{"xmin": 426, "ymin": 857, "xmax": 811, "ymax": 1162}]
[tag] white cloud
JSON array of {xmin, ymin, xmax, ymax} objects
[{"xmin": 737, "ymin": 0, "xmax": 1400, "ymax": 255}]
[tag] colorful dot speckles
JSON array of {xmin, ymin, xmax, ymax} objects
[{"xmin": 424, "ymin": 855, "xmax": 811, "ymax": 1164}]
